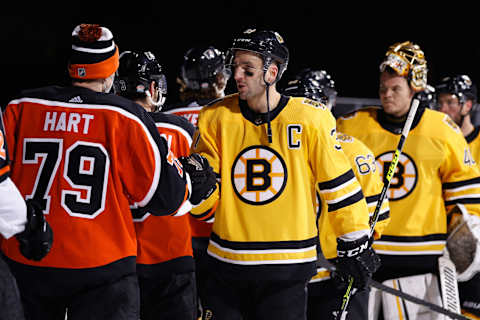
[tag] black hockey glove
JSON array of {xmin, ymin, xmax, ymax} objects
[
  {"xmin": 179, "ymin": 153, "xmax": 217, "ymax": 206},
  {"xmin": 16, "ymin": 200, "xmax": 53, "ymax": 261},
  {"xmin": 334, "ymin": 235, "xmax": 380, "ymax": 290}
]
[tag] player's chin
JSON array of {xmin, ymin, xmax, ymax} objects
[
  {"xmin": 382, "ymin": 102, "xmax": 396, "ymax": 113},
  {"xmin": 238, "ymin": 89, "xmax": 248, "ymax": 100}
]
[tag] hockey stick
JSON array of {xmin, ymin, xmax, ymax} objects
[
  {"xmin": 335, "ymin": 98, "xmax": 420, "ymax": 320},
  {"xmin": 321, "ymin": 259, "xmax": 469, "ymax": 320},
  {"xmin": 369, "ymin": 279, "xmax": 470, "ymax": 320},
  {"xmin": 438, "ymin": 255, "xmax": 462, "ymax": 317}
]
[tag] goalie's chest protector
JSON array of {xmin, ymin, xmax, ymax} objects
[{"xmin": 337, "ymin": 107, "xmax": 480, "ymax": 257}]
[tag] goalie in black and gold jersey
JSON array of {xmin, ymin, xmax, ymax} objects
[
  {"xmin": 337, "ymin": 41, "xmax": 480, "ymax": 319},
  {"xmin": 189, "ymin": 28, "xmax": 379, "ymax": 320}
]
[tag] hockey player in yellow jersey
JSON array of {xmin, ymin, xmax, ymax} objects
[
  {"xmin": 337, "ymin": 41, "xmax": 480, "ymax": 319},
  {"xmin": 190, "ymin": 29, "xmax": 379, "ymax": 320},
  {"xmin": 437, "ymin": 75, "xmax": 480, "ymax": 165},
  {"xmin": 436, "ymin": 74, "xmax": 480, "ymax": 320},
  {"xmin": 284, "ymin": 69, "xmax": 390, "ymax": 319}
]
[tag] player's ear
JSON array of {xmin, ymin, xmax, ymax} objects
[
  {"xmin": 149, "ymin": 81, "xmax": 156, "ymax": 96},
  {"xmin": 462, "ymin": 100, "xmax": 473, "ymax": 115},
  {"xmin": 267, "ymin": 63, "xmax": 279, "ymax": 83}
]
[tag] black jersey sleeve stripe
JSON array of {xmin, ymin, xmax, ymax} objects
[
  {"xmin": 445, "ymin": 198, "xmax": 480, "ymax": 206},
  {"xmin": 365, "ymin": 193, "xmax": 380, "ymax": 205},
  {"xmin": 210, "ymin": 232, "xmax": 318, "ymax": 251},
  {"xmin": 327, "ymin": 190, "xmax": 364, "ymax": 212},
  {"xmin": 378, "ymin": 233, "xmax": 447, "ymax": 243},
  {"xmin": 377, "ymin": 209, "xmax": 390, "ymax": 222},
  {"xmin": 317, "ymin": 169, "xmax": 355, "ymax": 191},
  {"xmin": 442, "ymin": 177, "xmax": 480, "ymax": 190}
]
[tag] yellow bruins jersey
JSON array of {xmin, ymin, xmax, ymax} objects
[
  {"xmin": 337, "ymin": 107, "xmax": 480, "ymax": 276},
  {"xmin": 191, "ymin": 94, "xmax": 370, "ymax": 280},
  {"xmin": 466, "ymin": 127, "xmax": 480, "ymax": 166},
  {"xmin": 311, "ymin": 132, "xmax": 390, "ymax": 283}
]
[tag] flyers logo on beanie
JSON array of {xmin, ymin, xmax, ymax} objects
[{"xmin": 231, "ymin": 145, "xmax": 287, "ymax": 205}]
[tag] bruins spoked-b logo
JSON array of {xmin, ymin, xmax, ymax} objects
[
  {"xmin": 376, "ymin": 151, "xmax": 418, "ymax": 201},
  {"xmin": 231, "ymin": 145, "xmax": 287, "ymax": 205}
]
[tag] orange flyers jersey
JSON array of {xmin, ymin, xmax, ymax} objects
[
  {"xmin": 133, "ymin": 112, "xmax": 195, "ymax": 266},
  {"xmin": 1, "ymin": 85, "xmax": 190, "ymax": 269},
  {"xmin": 0, "ymin": 112, "xmax": 10, "ymax": 182},
  {"xmin": 165, "ymin": 101, "xmax": 203, "ymax": 127},
  {"xmin": 166, "ymin": 100, "xmax": 215, "ymax": 238}
]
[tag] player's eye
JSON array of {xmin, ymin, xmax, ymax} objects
[{"xmin": 229, "ymin": 63, "xmax": 257, "ymax": 77}]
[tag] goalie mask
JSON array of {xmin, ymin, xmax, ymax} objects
[
  {"xmin": 447, "ymin": 205, "xmax": 480, "ymax": 281},
  {"xmin": 228, "ymin": 28, "xmax": 289, "ymax": 83},
  {"xmin": 114, "ymin": 51, "xmax": 167, "ymax": 111},
  {"xmin": 283, "ymin": 68, "xmax": 337, "ymax": 109},
  {"xmin": 180, "ymin": 46, "xmax": 231, "ymax": 90},
  {"xmin": 379, "ymin": 41, "xmax": 428, "ymax": 92}
]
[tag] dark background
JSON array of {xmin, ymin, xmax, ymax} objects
[{"xmin": 0, "ymin": 6, "xmax": 478, "ymax": 109}]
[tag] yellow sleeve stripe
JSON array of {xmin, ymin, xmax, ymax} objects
[
  {"xmin": 373, "ymin": 241, "xmax": 445, "ymax": 255},
  {"xmin": 207, "ymin": 241, "xmax": 317, "ymax": 265}
]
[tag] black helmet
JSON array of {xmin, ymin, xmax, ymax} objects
[
  {"xmin": 114, "ymin": 51, "xmax": 167, "ymax": 109},
  {"xmin": 414, "ymin": 84, "xmax": 436, "ymax": 109},
  {"xmin": 180, "ymin": 46, "xmax": 230, "ymax": 90},
  {"xmin": 284, "ymin": 69, "xmax": 337, "ymax": 108},
  {"xmin": 229, "ymin": 28, "xmax": 289, "ymax": 81},
  {"xmin": 435, "ymin": 75, "xmax": 477, "ymax": 105},
  {"xmin": 284, "ymin": 79, "xmax": 328, "ymax": 105}
]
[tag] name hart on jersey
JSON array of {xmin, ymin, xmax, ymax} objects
[{"xmin": 43, "ymin": 111, "xmax": 94, "ymax": 134}]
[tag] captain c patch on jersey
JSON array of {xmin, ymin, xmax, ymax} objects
[{"xmin": 231, "ymin": 145, "xmax": 287, "ymax": 205}]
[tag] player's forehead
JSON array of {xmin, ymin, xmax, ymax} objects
[
  {"xmin": 437, "ymin": 92, "xmax": 459, "ymax": 102},
  {"xmin": 233, "ymin": 50, "xmax": 263, "ymax": 66},
  {"xmin": 379, "ymin": 71, "xmax": 409, "ymax": 88}
]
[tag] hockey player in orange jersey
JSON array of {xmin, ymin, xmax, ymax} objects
[
  {"xmin": 1, "ymin": 24, "xmax": 215, "ymax": 320},
  {"xmin": 114, "ymin": 50, "xmax": 201, "ymax": 320}
]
